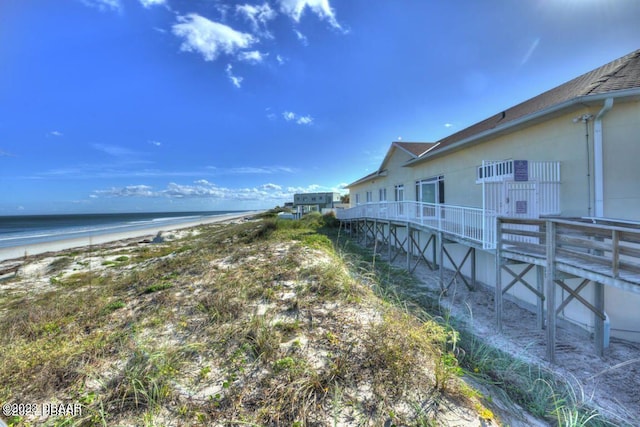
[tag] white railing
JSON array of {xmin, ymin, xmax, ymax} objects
[{"xmin": 337, "ymin": 201, "xmax": 497, "ymax": 249}]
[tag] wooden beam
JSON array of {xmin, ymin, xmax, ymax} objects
[
  {"xmin": 502, "ymin": 263, "xmax": 536, "ymax": 295},
  {"xmin": 442, "ymin": 245, "xmax": 474, "ymax": 291},
  {"xmin": 496, "ymin": 218, "xmax": 504, "ymax": 332},
  {"xmin": 408, "ymin": 230, "xmax": 436, "ymax": 272},
  {"xmin": 594, "ymin": 281, "xmax": 606, "ymax": 356},
  {"xmin": 438, "ymin": 231, "xmax": 444, "ymax": 291},
  {"xmin": 389, "ymin": 224, "xmax": 407, "ymax": 263},
  {"xmin": 536, "ymin": 265, "xmax": 544, "ymax": 330},
  {"xmin": 546, "ymin": 220, "xmax": 557, "ymax": 363},
  {"xmin": 555, "ymin": 279, "xmax": 605, "ymax": 320}
]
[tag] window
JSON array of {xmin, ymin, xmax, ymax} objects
[
  {"xmin": 366, "ymin": 191, "xmax": 373, "ymax": 203},
  {"xmin": 416, "ymin": 176, "xmax": 444, "ymax": 204},
  {"xmin": 379, "ymin": 188, "xmax": 387, "ymax": 202},
  {"xmin": 477, "ymin": 160, "xmax": 513, "ymax": 182},
  {"xmin": 394, "ymin": 184, "xmax": 405, "ymax": 215},
  {"xmin": 394, "ymin": 184, "xmax": 404, "ymax": 202},
  {"xmin": 355, "ymin": 194, "xmax": 360, "ymax": 205}
]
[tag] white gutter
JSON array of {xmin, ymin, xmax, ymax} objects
[
  {"xmin": 405, "ymin": 88, "xmax": 640, "ymax": 167},
  {"xmin": 594, "ymin": 98, "xmax": 614, "ymax": 218}
]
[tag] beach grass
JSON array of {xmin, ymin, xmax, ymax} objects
[{"xmin": 0, "ymin": 211, "xmax": 503, "ymax": 426}]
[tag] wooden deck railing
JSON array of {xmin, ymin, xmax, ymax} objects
[
  {"xmin": 337, "ymin": 201, "xmax": 497, "ymax": 249},
  {"xmin": 497, "ymin": 217, "xmax": 640, "ymax": 288}
]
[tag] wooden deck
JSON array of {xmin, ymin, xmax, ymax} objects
[
  {"xmin": 340, "ymin": 207, "xmax": 640, "ymax": 362},
  {"xmin": 496, "ymin": 217, "xmax": 640, "ymax": 361},
  {"xmin": 498, "ymin": 217, "xmax": 640, "ymax": 292}
]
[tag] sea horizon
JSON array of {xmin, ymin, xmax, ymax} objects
[{"xmin": 0, "ymin": 210, "xmax": 248, "ymax": 250}]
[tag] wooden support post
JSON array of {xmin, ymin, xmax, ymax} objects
[
  {"xmin": 432, "ymin": 231, "xmax": 438, "ymax": 270},
  {"xmin": 471, "ymin": 247, "xmax": 476, "ymax": 290},
  {"xmin": 536, "ymin": 265, "xmax": 544, "ymax": 330},
  {"xmin": 495, "ymin": 218, "xmax": 504, "ymax": 332},
  {"xmin": 407, "ymin": 225, "xmax": 412, "ymax": 271},
  {"xmin": 373, "ymin": 219, "xmax": 378, "ymax": 254},
  {"xmin": 594, "ymin": 281, "xmax": 605, "ymax": 357},
  {"xmin": 545, "ymin": 220, "xmax": 557, "ymax": 363},
  {"xmin": 365, "ymin": 219, "xmax": 369, "ymax": 246},
  {"xmin": 388, "ymin": 223, "xmax": 392, "ymax": 261},
  {"xmin": 438, "ymin": 231, "xmax": 444, "ymax": 291}
]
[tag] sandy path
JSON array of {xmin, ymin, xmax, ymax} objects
[{"xmin": 400, "ymin": 253, "xmax": 640, "ymax": 426}]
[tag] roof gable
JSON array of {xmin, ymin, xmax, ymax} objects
[
  {"xmin": 380, "ymin": 141, "xmax": 436, "ymax": 170},
  {"xmin": 347, "ymin": 141, "xmax": 435, "ymax": 188}
]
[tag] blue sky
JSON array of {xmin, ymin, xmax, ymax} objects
[{"xmin": 1, "ymin": 0, "xmax": 639, "ymax": 214}]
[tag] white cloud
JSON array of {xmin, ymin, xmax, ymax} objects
[
  {"xmin": 296, "ymin": 115, "xmax": 313, "ymax": 125},
  {"xmin": 287, "ymin": 183, "xmax": 347, "ymax": 195},
  {"xmin": 444, "ymin": 123, "xmax": 453, "ymax": 128},
  {"xmin": 80, "ymin": 0, "xmax": 122, "ymax": 12},
  {"xmin": 238, "ymin": 50, "xmax": 267, "ymax": 64},
  {"xmin": 262, "ymin": 183, "xmax": 282, "ymax": 191},
  {"xmin": 278, "ymin": 0, "xmax": 342, "ymax": 30},
  {"xmin": 148, "ymin": 140, "xmax": 162, "ymax": 146},
  {"xmin": 95, "ymin": 180, "xmax": 293, "ymax": 202},
  {"xmin": 265, "ymin": 107, "xmax": 277, "ymax": 120},
  {"xmin": 48, "ymin": 130, "xmax": 63, "ymax": 137},
  {"xmin": 521, "ymin": 37, "xmax": 541, "ymax": 66},
  {"xmin": 172, "ymin": 14, "xmax": 255, "ymax": 62},
  {"xmin": 96, "ymin": 185, "xmax": 155, "ymax": 197},
  {"xmin": 282, "ymin": 111, "xmax": 314, "ymax": 125},
  {"xmin": 92, "ymin": 143, "xmax": 138, "ymax": 158},
  {"xmin": 0, "ymin": 149, "xmax": 14, "ymax": 157},
  {"xmin": 287, "ymin": 184, "xmax": 321, "ymax": 193},
  {"xmin": 139, "ymin": 0, "xmax": 165, "ymax": 8},
  {"xmin": 226, "ymin": 64, "xmax": 243, "ymax": 88},
  {"xmin": 276, "ymin": 54, "xmax": 286, "ymax": 65},
  {"xmin": 236, "ymin": 3, "xmax": 276, "ymax": 38},
  {"xmin": 294, "ymin": 29, "xmax": 308, "ymax": 45},
  {"xmin": 208, "ymin": 165, "xmax": 296, "ymax": 175}
]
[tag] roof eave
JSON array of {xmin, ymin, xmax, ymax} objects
[
  {"xmin": 405, "ymin": 87, "xmax": 640, "ymax": 167},
  {"xmin": 345, "ymin": 169, "xmax": 388, "ymax": 188}
]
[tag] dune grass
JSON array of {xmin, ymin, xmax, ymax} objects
[
  {"xmin": 332, "ymin": 220, "xmax": 617, "ymax": 427},
  {"xmin": 1, "ymin": 212, "xmax": 499, "ymax": 426}
]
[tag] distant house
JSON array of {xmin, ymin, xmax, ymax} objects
[
  {"xmin": 339, "ymin": 49, "xmax": 640, "ymax": 358},
  {"xmin": 293, "ymin": 192, "xmax": 342, "ymax": 215}
]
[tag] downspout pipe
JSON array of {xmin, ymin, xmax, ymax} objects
[{"xmin": 594, "ymin": 98, "xmax": 614, "ymax": 218}]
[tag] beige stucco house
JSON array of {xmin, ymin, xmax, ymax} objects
[{"xmin": 340, "ymin": 49, "xmax": 640, "ymax": 355}]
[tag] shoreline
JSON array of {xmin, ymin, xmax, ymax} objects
[{"xmin": 0, "ymin": 211, "xmax": 262, "ymax": 263}]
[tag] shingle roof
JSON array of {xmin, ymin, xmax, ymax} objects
[
  {"xmin": 346, "ymin": 170, "xmax": 379, "ymax": 188},
  {"xmin": 413, "ymin": 49, "xmax": 640, "ymax": 163},
  {"xmin": 347, "ymin": 141, "xmax": 437, "ymax": 187},
  {"xmin": 347, "ymin": 50, "xmax": 640, "ymax": 187},
  {"xmin": 394, "ymin": 141, "xmax": 437, "ymax": 157}
]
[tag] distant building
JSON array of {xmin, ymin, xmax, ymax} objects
[{"xmin": 293, "ymin": 192, "xmax": 342, "ymax": 214}]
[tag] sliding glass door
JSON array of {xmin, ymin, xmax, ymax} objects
[{"xmin": 416, "ymin": 176, "xmax": 444, "ymax": 218}]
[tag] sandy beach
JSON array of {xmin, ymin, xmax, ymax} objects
[{"xmin": 0, "ymin": 211, "xmax": 262, "ymax": 263}]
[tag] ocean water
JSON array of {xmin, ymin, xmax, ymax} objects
[{"xmin": 0, "ymin": 211, "xmax": 243, "ymax": 250}]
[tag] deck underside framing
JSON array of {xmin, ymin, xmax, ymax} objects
[{"xmin": 342, "ymin": 215, "xmax": 640, "ymax": 363}]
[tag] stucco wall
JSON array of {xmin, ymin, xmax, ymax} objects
[
  {"xmin": 602, "ymin": 100, "xmax": 640, "ymax": 220},
  {"xmin": 346, "ymin": 100, "xmax": 640, "ymax": 343},
  {"xmin": 350, "ymin": 102, "xmax": 640, "ymax": 221}
]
